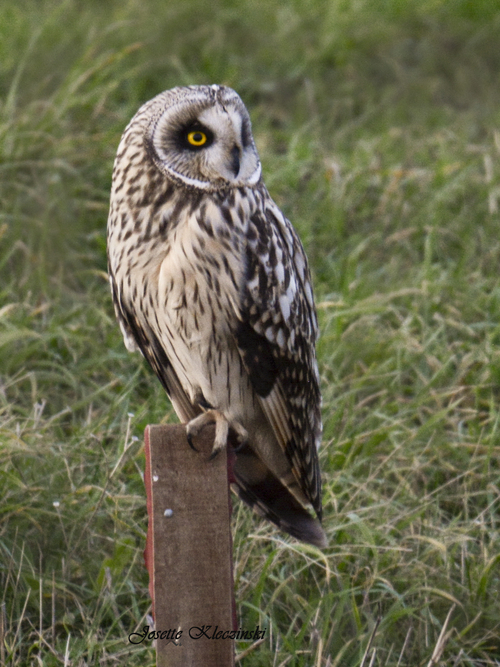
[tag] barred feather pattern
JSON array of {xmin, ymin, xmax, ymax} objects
[{"xmin": 107, "ymin": 85, "xmax": 326, "ymax": 547}]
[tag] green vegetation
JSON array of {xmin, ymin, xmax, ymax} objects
[{"xmin": 1, "ymin": 0, "xmax": 500, "ymax": 664}]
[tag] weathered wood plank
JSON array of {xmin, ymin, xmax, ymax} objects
[{"xmin": 144, "ymin": 424, "xmax": 235, "ymax": 667}]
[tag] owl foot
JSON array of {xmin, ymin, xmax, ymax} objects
[{"xmin": 185, "ymin": 410, "xmax": 248, "ymax": 460}]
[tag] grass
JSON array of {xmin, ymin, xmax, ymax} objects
[{"xmin": 1, "ymin": 0, "xmax": 500, "ymax": 664}]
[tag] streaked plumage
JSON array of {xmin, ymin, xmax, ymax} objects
[{"xmin": 107, "ymin": 85, "xmax": 326, "ymax": 547}]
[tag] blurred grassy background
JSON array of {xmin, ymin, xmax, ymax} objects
[{"xmin": 1, "ymin": 0, "xmax": 500, "ymax": 664}]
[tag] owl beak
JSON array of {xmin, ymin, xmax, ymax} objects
[{"xmin": 229, "ymin": 145, "xmax": 241, "ymax": 177}]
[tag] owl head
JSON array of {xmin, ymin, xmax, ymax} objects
[{"xmin": 142, "ymin": 85, "xmax": 262, "ymax": 191}]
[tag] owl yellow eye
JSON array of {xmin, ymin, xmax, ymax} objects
[{"xmin": 187, "ymin": 130, "xmax": 207, "ymax": 146}]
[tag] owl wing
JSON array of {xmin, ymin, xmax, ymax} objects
[
  {"xmin": 235, "ymin": 193, "xmax": 323, "ymax": 519},
  {"xmin": 109, "ymin": 269, "xmax": 200, "ymax": 424}
]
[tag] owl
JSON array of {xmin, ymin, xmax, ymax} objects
[{"xmin": 107, "ymin": 85, "xmax": 326, "ymax": 548}]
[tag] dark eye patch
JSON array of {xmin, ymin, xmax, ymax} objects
[
  {"xmin": 241, "ymin": 119, "xmax": 252, "ymax": 148},
  {"xmin": 177, "ymin": 122, "xmax": 214, "ymax": 151}
]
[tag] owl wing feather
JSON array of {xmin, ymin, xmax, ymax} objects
[
  {"xmin": 109, "ymin": 271, "xmax": 200, "ymax": 423},
  {"xmin": 235, "ymin": 193, "xmax": 323, "ymax": 519}
]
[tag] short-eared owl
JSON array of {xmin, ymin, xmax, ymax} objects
[{"xmin": 107, "ymin": 85, "xmax": 326, "ymax": 547}]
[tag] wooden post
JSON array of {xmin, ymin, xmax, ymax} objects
[{"xmin": 143, "ymin": 424, "xmax": 236, "ymax": 667}]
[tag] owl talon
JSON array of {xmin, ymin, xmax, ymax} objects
[
  {"xmin": 186, "ymin": 433, "xmax": 199, "ymax": 453},
  {"xmin": 185, "ymin": 410, "xmax": 248, "ymax": 460},
  {"xmin": 231, "ymin": 438, "xmax": 247, "ymax": 454},
  {"xmin": 229, "ymin": 423, "xmax": 249, "ymax": 453},
  {"xmin": 208, "ymin": 447, "xmax": 222, "ymax": 462}
]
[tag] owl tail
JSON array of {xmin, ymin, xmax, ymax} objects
[{"xmin": 231, "ymin": 449, "xmax": 327, "ymax": 549}]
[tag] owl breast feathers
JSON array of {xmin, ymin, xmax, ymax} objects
[{"xmin": 107, "ymin": 84, "xmax": 326, "ymax": 548}]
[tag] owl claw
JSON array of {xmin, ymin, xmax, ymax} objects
[
  {"xmin": 229, "ymin": 422, "xmax": 249, "ymax": 453},
  {"xmin": 231, "ymin": 437, "xmax": 248, "ymax": 454},
  {"xmin": 185, "ymin": 410, "xmax": 247, "ymax": 460},
  {"xmin": 208, "ymin": 446, "xmax": 223, "ymax": 462},
  {"xmin": 186, "ymin": 432, "xmax": 199, "ymax": 453}
]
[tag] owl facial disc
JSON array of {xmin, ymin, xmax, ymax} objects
[{"xmin": 145, "ymin": 85, "xmax": 262, "ymax": 190}]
